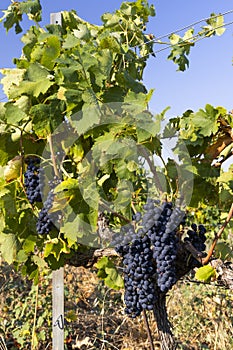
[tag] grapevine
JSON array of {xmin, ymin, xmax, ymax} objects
[{"xmin": 0, "ymin": 1, "xmax": 232, "ymax": 349}]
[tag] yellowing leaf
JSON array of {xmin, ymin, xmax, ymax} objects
[
  {"xmin": 54, "ymin": 178, "xmax": 79, "ymax": 194},
  {"xmin": 57, "ymin": 86, "xmax": 67, "ymax": 101},
  {"xmin": 183, "ymin": 28, "xmax": 194, "ymax": 41},
  {"xmin": 66, "ymin": 310, "xmax": 77, "ymax": 322},
  {"xmin": 4, "ymin": 156, "xmax": 22, "ymax": 182},
  {"xmin": 169, "ymin": 33, "xmax": 180, "ymax": 45},
  {"xmin": 195, "ymin": 264, "xmax": 216, "ymax": 282}
]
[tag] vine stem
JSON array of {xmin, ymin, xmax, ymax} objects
[
  {"xmin": 202, "ymin": 203, "xmax": 233, "ymax": 265},
  {"xmin": 32, "ymin": 284, "xmax": 39, "ymax": 350},
  {"xmin": 138, "ymin": 146, "xmax": 164, "ymax": 195},
  {"xmin": 99, "ymin": 200, "xmax": 131, "ymax": 224},
  {"xmin": 142, "ymin": 310, "xmax": 155, "ymax": 350}
]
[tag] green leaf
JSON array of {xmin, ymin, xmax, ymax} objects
[
  {"xmin": 99, "ymin": 36, "xmax": 121, "ymax": 53},
  {"xmin": 23, "ymin": 236, "xmax": 37, "ymax": 253},
  {"xmin": 7, "ymin": 63, "xmax": 54, "ymax": 99},
  {"xmin": 4, "ymin": 103, "xmax": 28, "ymax": 124},
  {"xmin": 95, "ymin": 256, "xmax": 124, "ymax": 290},
  {"xmin": 81, "ymin": 181, "xmax": 100, "ymax": 210},
  {"xmin": 0, "ymin": 233, "xmax": 18, "ymax": 264},
  {"xmin": 217, "ymin": 170, "xmax": 233, "ymax": 184},
  {"xmin": 104, "ymin": 267, "xmax": 124, "ymax": 289},
  {"xmin": 10, "ymin": 79, "xmax": 54, "ymax": 99},
  {"xmin": 27, "ymin": 62, "xmax": 51, "ymax": 81},
  {"xmin": 0, "ymin": 0, "xmax": 42, "ymax": 33},
  {"xmin": 63, "ymin": 33, "xmax": 80, "ymax": 49},
  {"xmin": 215, "ymin": 241, "xmax": 233, "ymax": 260},
  {"xmin": 35, "ymin": 35, "xmax": 61, "ymax": 70},
  {"xmin": 30, "ymin": 100, "xmax": 65, "ymax": 137},
  {"xmin": 44, "ymin": 242, "xmax": 54, "ymax": 258},
  {"xmin": 195, "ymin": 264, "xmax": 216, "ymax": 282},
  {"xmin": 114, "ymin": 179, "xmax": 132, "ymax": 211},
  {"xmin": 61, "ymin": 215, "xmax": 85, "ymax": 244},
  {"xmin": 70, "ymin": 88, "xmax": 101, "ymax": 134},
  {"xmin": 183, "ymin": 28, "xmax": 194, "ymax": 41},
  {"xmin": 54, "ymin": 179, "xmax": 79, "ymax": 195},
  {"xmin": 0, "ymin": 133, "xmax": 18, "ymax": 165},
  {"xmin": 74, "ymin": 24, "xmax": 91, "ymax": 40},
  {"xmin": 0, "ymin": 7, "xmax": 23, "ymax": 34},
  {"xmin": 19, "ymin": 0, "xmax": 42, "ymax": 23},
  {"xmin": 0, "ymin": 68, "xmax": 25, "ymax": 98},
  {"xmin": 32, "ymin": 255, "xmax": 47, "ymax": 269},
  {"xmin": 95, "ymin": 256, "xmax": 110, "ymax": 269}
]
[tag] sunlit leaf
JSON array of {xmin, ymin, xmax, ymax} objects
[{"xmin": 195, "ymin": 265, "xmax": 216, "ymax": 282}]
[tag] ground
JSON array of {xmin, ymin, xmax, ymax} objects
[{"xmin": 0, "ymin": 257, "xmax": 232, "ymax": 350}]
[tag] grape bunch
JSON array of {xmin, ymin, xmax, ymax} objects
[
  {"xmin": 113, "ymin": 199, "xmax": 207, "ymax": 318},
  {"xmin": 36, "ymin": 177, "xmax": 61, "ymax": 235},
  {"xmin": 145, "ymin": 201, "xmax": 182, "ymax": 293},
  {"xmin": 114, "ymin": 226, "xmax": 156, "ymax": 318},
  {"xmin": 24, "ymin": 157, "xmax": 42, "ymax": 204}
]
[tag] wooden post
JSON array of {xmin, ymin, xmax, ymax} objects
[
  {"xmin": 52, "ymin": 268, "xmax": 64, "ymax": 350},
  {"xmin": 50, "ymin": 12, "xmax": 64, "ymax": 350}
]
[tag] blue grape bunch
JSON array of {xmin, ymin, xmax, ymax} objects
[
  {"xmin": 114, "ymin": 226, "xmax": 156, "ymax": 318},
  {"xmin": 113, "ymin": 199, "xmax": 189, "ymax": 318},
  {"xmin": 36, "ymin": 176, "xmax": 62, "ymax": 235},
  {"xmin": 24, "ymin": 157, "xmax": 42, "ymax": 204},
  {"xmin": 143, "ymin": 200, "xmax": 184, "ymax": 293}
]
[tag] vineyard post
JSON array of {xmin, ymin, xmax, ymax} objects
[{"xmin": 50, "ymin": 12, "xmax": 64, "ymax": 350}]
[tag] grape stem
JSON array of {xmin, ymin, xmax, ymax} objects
[
  {"xmin": 202, "ymin": 203, "xmax": 233, "ymax": 265},
  {"xmin": 183, "ymin": 241, "xmax": 203, "ymax": 264},
  {"xmin": 153, "ymin": 293, "xmax": 177, "ymax": 350},
  {"xmin": 142, "ymin": 310, "xmax": 155, "ymax": 350},
  {"xmin": 99, "ymin": 200, "xmax": 131, "ymax": 223}
]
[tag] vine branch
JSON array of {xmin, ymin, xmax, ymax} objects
[{"xmin": 202, "ymin": 203, "xmax": 233, "ymax": 265}]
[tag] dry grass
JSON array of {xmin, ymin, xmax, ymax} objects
[{"xmin": 0, "ymin": 261, "xmax": 233, "ymax": 349}]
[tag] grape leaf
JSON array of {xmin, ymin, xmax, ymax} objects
[
  {"xmin": 195, "ymin": 264, "xmax": 216, "ymax": 282},
  {"xmin": 0, "ymin": 68, "xmax": 25, "ymax": 98},
  {"xmin": 4, "ymin": 103, "xmax": 28, "ymax": 124},
  {"xmin": 215, "ymin": 241, "xmax": 233, "ymax": 260},
  {"xmin": 4, "ymin": 156, "xmax": 22, "ymax": 183},
  {"xmin": 10, "ymin": 79, "xmax": 54, "ymax": 99},
  {"xmin": 0, "ymin": 233, "xmax": 18, "ymax": 264},
  {"xmin": 95, "ymin": 256, "xmax": 124, "ymax": 290}
]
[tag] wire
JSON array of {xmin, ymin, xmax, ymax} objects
[
  {"xmin": 138, "ymin": 19, "xmax": 233, "ymax": 60},
  {"xmin": 137, "ymin": 9, "xmax": 233, "ymax": 49}
]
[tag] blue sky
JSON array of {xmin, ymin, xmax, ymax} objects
[{"xmin": 0, "ymin": 0, "xmax": 233, "ymax": 118}]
